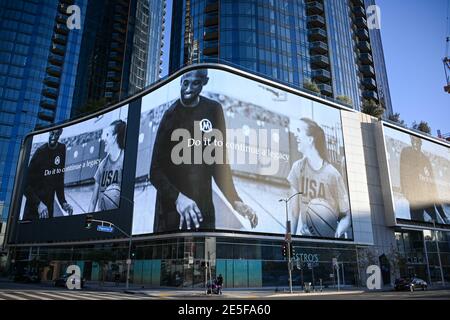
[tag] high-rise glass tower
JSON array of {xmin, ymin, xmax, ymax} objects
[
  {"xmin": 0, "ymin": 0, "xmax": 165, "ymax": 223},
  {"xmin": 0, "ymin": 0, "xmax": 87, "ymax": 222},
  {"xmin": 168, "ymin": 0, "xmax": 393, "ymax": 115}
]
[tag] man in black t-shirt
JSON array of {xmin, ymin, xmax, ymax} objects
[
  {"xmin": 400, "ymin": 136, "xmax": 447, "ymax": 223},
  {"xmin": 150, "ymin": 69, "xmax": 258, "ymax": 232},
  {"xmin": 23, "ymin": 128, "xmax": 73, "ymax": 220}
]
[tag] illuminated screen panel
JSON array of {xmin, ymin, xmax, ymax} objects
[
  {"xmin": 19, "ymin": 105, "xmax": 129, "ymax": 221},
  {"xmin": 132, "ymin": 68, "xmax": 353, "ymax": 240},
  {"xmin": 383, "ymin": 126, "xmax": 450, "ymax": 225}
]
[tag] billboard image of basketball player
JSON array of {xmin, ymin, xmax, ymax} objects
[
  {"xmin": 88, "ymin": 120, "xmax": 127, "ymax": 212},
  {"xmin": 22, "ymin": 128, "xmax": 73, "ymax": 220},
  {"xmin": 18, "ymin": 105, "xmax": 129, "ymax": 220},
  {"xmin": 384, "ymin": 126, "xmax": 450, "ymax": 225},
  {"xmin": 149, "ymin": 69, "xmax": 258, "ymax": 232},
  {"xmin": 287, "ymin": 118, "xmax": 351, "ymax": 239},
  {"xmin": 132, "ymin": 68, "xmax": 352, "ymax": 239}
]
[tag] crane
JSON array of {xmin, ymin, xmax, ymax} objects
[{"xmin": 444, "ymin": 0, "xmax": 450, "ymax": 93}]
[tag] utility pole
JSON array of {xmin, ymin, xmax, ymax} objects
[{"xmin": 279, "ymin": 192, "xmax": 302, "ymax": 294}]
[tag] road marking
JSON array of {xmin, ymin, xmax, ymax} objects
[
  {"xmin": 38, "ymin": 291, "xmax": 77, "ymax": 300},
  {"xmin": 0, "ymin": 292, "xmax": 28, "ymax": 300},
  {"xmin": 54, "ymin": 291, "xmax": 99, "ymax": 300},
  {"xmin": 15, "ymin": 292, "xmax": 52, "ymax": 300}
]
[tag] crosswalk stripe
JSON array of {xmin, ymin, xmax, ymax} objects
[
  {"xmin": 14, "ymin": 292, "xmax": 52, "ymax": 300},
  {"xmin": 38, "ymin": 291, "xmax": 77, "ymax": 300},
  {"xmin": 56, "ymin": 291, "xmax": 99, "ymax": 300},
  {"xmin": 0, "ymin": 292, "xmax": 28, "ymax": 300},
  {"xmin": 82, "ymin": 292, "xmax": 142, "ymax": 300}
]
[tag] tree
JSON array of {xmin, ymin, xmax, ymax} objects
[
  {"xmin": 361, "ymin": 99, "xmax": 385, "ymax": 119},
  {"xmin": 336, "ymin": 95, "xmax": 353, "ymax": 106},
  {"xmin": 303, "ymin": 80, "xmax": 320, "ymax": 94},
  {"xmin": 388, "ymin": 113, "xmax": 406, "ymax": 126},
  {"xmin": 412, "ymin": 121, "xmax": 431, "ymax": 134}
]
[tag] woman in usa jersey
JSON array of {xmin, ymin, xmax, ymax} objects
[
  {"xmin": 88, "ymin": 120, "xmax": 127, "ymax": 212},
  {"xmin": 287, "ymin": 118, "xmax": 351, "ymax": 239}
]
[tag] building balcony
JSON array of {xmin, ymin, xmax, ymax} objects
[
  {"xmin": 112, "ymin": 33, "xmax": 125, "ymax": 43},
  {"xmin": 204, "ymin": 15, "xmax": 218, "ymax": 27},
  {"xmin": 354, "ymin": 17, "xmax": 368, "ymax": 29},
  {"xmin": 362, "ymin": 78, "xmax": 377, "ymax": 90},
  {"xmin": 308, "ymin": 28, "xmax": 327, "ymax": 41},
  {"xmin": 55, "ymin": 23, "xmax": 69, "ymax": 35},
  {"xmin": 203, "ymin": 46, "xmax": 218, "ymax": 56},
  {"xmin": 310, "ymin": 55, "xmax": 330, "ymax": 68},
  {"xmin": 113, "ymin": 23, "xmax": 126, "ymax": 34},
  {"xmin": 356, "ymin": 29, "xmax": 369, "ymax": 41},
  {"xmin": 49, "ymin": 54, "xmax": 64, "ymax": 66},
  {"xmin": 359, "ymin": 53, "xmax": 373, "ymax": 65},
  {"xmin": 42, "ymin": 87, "xmax": 58, "ymax": 99},
  {"xmin": 107, "ymin": 71, "xmax": 121, "ymax": 81},
  {"xmin": 358, "ymin": 41, "xmax": 371, "ymax": 53},
  {"xmin": 38, "ymin": 109, "xmax": 56, "ymax": 122},
  {"xmin": 204, "ymin": 30, "xmax": 218, "ymax": 41},
  {"xmin": 351, "ymin": 0, "xmax": 364, "ymax": 6},
  {"xmin": 353, "ymin": 6, "xmax": 366, "ymax": 18},
  {"xmin": 309, "ymin": 41, "xmax": 328, "ymax": 54},
  {"xmin": 56, "ymin": 13, "xmax": 68, "ymax": 24},
  {"xmin": 58, "ymin": 3, "xmax": 69, "ymax": 14},
  {"xmin": 204, "ymin": 2, "xmax": 218, "ymax": 13},
  {"xmin": 109, "ymin": 52, "xmax": 123, "ymax": 62},
  {"xmin": 311, "ymin": 69, "xmax": 331, "ymax": 82},
  {"xmin": 360, "ymin": 65, "xmax": 375, "ymax": 77},
  {"xmin": 105, "ymin": 82, "xmax": 120, "ymax": 92},
  {"xmin": 46, "ymin": 65, "xmax": 62, "ymax": 77},
  {"xmin": 307, "ymin": 15, "xmax": 326, "ymax": 28},
  {"xmin": 318, "ymin": 83, "xmax": 333, "ymax": 96},
  {"xmin": 363, "ymin": 90, "xmax": 379, "ymax": 101},
  {"xmin": 111, "ymin": 42, "xmax": 124, "ymax": 53},
  {"xmin": 108, "ymin": 61, "xmax": 122, "ymax": 71},
  {"xmin": 40, "ymin": 98, "xmax": 57, "ymax": 110},
  {"xmin": 53, "ymin": 34, "xmax": 67, "ymax": 46},
  {"xmin": 306, "ymin": 1, "xmax": 324, "ymax": 15},
  {"xmin": 113, "ymin": 14, "xmax": 126, "ymax": 24},
  {"xmin": 51, "ymin": 43, "xmax": 65, "ymax": 56},
  {"xmin": 44, "ymin": 76, "xmax": 60, "ymax": 88}
]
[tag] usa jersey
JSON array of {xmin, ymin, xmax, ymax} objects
[
  {"xmin": 94, "ymin": 151, "xmax": 124, "ymax": 194},
  {"xmin": 287, "ymin": 157, "xmax": 350, "ymax": 234}
]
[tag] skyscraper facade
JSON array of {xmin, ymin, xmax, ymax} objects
[
  {"xmin": 0, "ymin": 0, "xmax": 87, "ymax": 222},
  {"xmin": 168, "ymin": 0, "xmax": 392, "ymax": 114}
]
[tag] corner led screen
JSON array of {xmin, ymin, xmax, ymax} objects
[
  {"xmin": 383, "ymin": 126, "xmax": 450, "ymax": 225},
  {"xmin": 132, "ymin": 68, "xmax": 353, "ymax": 240},
  {"xmin": 18, "ymin": 105, "xmax": 129, "ymax": 220}
]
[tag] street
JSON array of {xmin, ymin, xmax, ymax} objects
[{"xmin": 1, "ymin": 281, "xmax": 449, "ymax": 300}]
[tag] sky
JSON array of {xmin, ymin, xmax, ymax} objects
[{"xmin": 377, "ymin": 0, "xmax": 450, "ymax": 136}]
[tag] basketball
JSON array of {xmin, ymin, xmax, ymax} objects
[
  {"xmin": 304, "ymin": 198, "xmax": 338, "ymax": 238},
  {"xmin": 99, "ymin": 184, "xmax": 121, "ymax": 211}
]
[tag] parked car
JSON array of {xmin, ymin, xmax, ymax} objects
[
  {"xmin": 394, "ymin": 277, "xmax": 428, "ymax": 291},
  {"xmin": 13, "ymin": 272, "xmax": 41, "ymax": 283},
  {"xmin": 54, "ymin": 274, "xmax": 85, "ymax": 288}
]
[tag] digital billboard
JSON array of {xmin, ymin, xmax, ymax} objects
[
  {"xmin": 18, "ymin": 105, "xmax": 129, "ymax": 221},
  {"xmin": 132, "ymin": 68, "xmax": 353, "ymax": 240},
  {"xmin": 383, "ymin": 125, "xmax": 450, "ymax": 225}
]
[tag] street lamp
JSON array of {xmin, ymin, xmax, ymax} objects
[
  {"xmin": 86, "ymin": 195, "xmax": 134, "ymax": 290},
  {"xmin": 279, "ymin": 191, "xmax": 302, "ymax": 294}
]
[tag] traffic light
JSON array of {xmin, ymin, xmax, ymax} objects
[
  {"xmin": 290, "ymin": 244, "xmax": 295, "ymax": 257},
  {"xmin": 85, "ymin": 214, "xmax": 93, "ymax": 229},
  {"xmin": 281, "ymin": 242, "xmax": 288, "ymax": 258}
]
